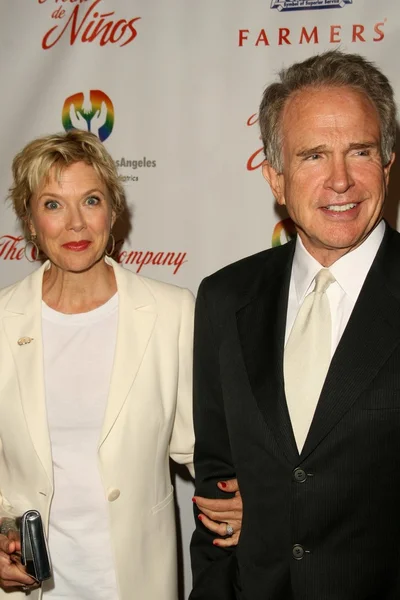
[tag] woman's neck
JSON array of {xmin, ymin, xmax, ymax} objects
[{"xmin": 42, "ymin": 258, "xmax": 117, "ymax": 314}]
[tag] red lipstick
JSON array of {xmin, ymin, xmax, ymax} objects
[{"xmin": 62, "ymin": 241, "xmax": 91, "ymax": 251}]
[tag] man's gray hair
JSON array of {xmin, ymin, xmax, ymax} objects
[{"xmin": 259, "ymin": 50, "xmax": 397, "ymax": 171}]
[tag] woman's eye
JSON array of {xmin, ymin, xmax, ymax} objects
[
  {"xmin": 85, "ymin": 196, "xmax": 100, "ymax": 206},
  {"xmin": 44, "ymin": 201, "xmax": 60, "ymax": 210}
]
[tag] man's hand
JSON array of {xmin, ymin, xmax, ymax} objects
[
  {"xmin": 193, "ymin": 478, "xmax": 242, "ymax": 547},
  {"xmin": 0, "ymin": 522, "xmax": 37, "ymax": 591}
]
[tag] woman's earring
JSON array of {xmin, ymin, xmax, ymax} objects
[
  {"xmin": 105, "ymin": 233, "xmax": 116, "ymax": 257},
  {"xmin": 24, "ymin": 235, "xmax": 40, "ymax": 263}
]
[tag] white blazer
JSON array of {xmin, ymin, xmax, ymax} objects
[{"xmin": 0, "ymin": 258, "xmax": 195, "ymax": 600}]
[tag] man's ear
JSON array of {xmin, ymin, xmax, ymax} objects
[
  {"xmin": 384, "ymin": 152, "xmax": 395, "ymax": 189},
  {"xmin": 262, "ymin": 161, "xmax": 285, "ymax": 206}
]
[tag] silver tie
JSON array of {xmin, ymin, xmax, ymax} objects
[{"xmin": 284, "ymin": 268, "xmax": 335, "ymax": 452}]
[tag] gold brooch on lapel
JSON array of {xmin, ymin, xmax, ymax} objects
[{"xmin": 17, "ymin": 337, "xmax": 34, "ymax": 346}]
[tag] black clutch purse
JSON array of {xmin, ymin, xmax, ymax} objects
[{"xmin": 20, "ymin": 510, "xmax": 52, "ymax": 582}]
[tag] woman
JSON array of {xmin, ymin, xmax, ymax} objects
[{"xmin": 0, "ymin": 130, "xmax": 241, "ymax": 599}]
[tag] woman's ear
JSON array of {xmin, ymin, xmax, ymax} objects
[{"xmin": 25, "ymin": 217, "xmax": 36, "ymax": 238}]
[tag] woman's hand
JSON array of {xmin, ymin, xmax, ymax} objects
[
  {"xmin": 0, "ymin": 522, "xmax": 37, "ymax": 591},
  {"xmin": 193, "ymin": 478, "xmax": 242, "ymax": 547}
]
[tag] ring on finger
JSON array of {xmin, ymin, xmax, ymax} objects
[{"xmin": 225, "ymin": 523, "xmax": 234, "ymax": 537}]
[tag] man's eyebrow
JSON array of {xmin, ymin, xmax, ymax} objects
[
  {"xmin": 296, "ymin": 145, "xmax": 328, "ymax": 157},
  {"xmin": 347, "ymin": 142, "xmax": 378, "ymax": 151},
  {"xmin": 296, "ymin": 141, "xmax": 379, "ymax": 158}
]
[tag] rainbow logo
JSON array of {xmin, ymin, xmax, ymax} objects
[
  {"xmin": 62, "ymin": 90, "xmax": 114, "ymax": 142},
  {"xmin": 271, "ymin": 218, "xmax": 297, "ymax": 247}
]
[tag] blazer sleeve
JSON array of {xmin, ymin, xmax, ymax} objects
[
  {"xmin": 189, "ymin": 279, "xmax": 238, "ymax": 600},
  {"xmin": 169, "ymin": 287, "xmax": 195, "ymax": 477}
]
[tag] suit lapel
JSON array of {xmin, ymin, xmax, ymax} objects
[
  {"xmin": 99, "ymin": 260, "xmax": 157, "ymax": 447},
  {"xmin": 236, "ymin": 242, "xmax": 299, "ymax": 463},
  {"xmin": 302, "ymin": 227, "xmax": 400, "ymax": 459},
  {"xmin": 3, "ymin": 263, "xmax": 53, "ymax": 485}
]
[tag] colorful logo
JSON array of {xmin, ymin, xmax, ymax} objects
[
  {"xmin": 272, "ymin": 218, "xmax": 297, "ymax": 247},
  {"xmin": 62, "ymin": 90, "xmax": 114, "ymax": 142},
  {"xmin": 271, "ymin": 0, "xmax": 352, "ymax": 10}
]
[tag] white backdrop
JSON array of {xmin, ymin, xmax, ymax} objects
[{"xmin": 0, "ymin": 1, "xmax": 399, "ymax": 596}]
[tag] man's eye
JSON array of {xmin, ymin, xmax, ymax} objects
[
  {"xmin": 356, "ymin": 150, "xmax": 370, "ymax": 157},
  {"xmin": 85, "ymin": 196, "xmax": 100, "ymax": 206},
  {"xmin": 44, "ymin": 201, "xmax": 60, "ymax": 210},
  {"xmin": 306, "ymin": 154, "xmax": 320, "ymax": 161}
]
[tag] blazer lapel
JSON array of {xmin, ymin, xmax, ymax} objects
[
  {"xmin": 236, "ymin": 242, "xmax": 299, "ymax": 463},
  {"xmin": 99, "ymin": 260, "xmax": 157, "ymax": 447},
  {"xmin": 3, "ymin": 263, "xmax": 53, "ymax": 485},
  {"xmin": 302, "ymin": 227, "xmax": 400, "ymax": 459}
]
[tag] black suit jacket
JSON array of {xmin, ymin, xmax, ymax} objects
[{"xmin": 190, "ymin": 224, "xmax": 400, "ymax": 600}]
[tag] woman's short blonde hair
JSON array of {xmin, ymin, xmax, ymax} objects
[{"xmin": 8, "ymin": 130, "xmax": 126, "ymax": 237}]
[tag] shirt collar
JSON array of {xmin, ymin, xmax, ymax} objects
[{"xmin": 292, "ymin": 220, "xmax": 385, "ymax": 304}]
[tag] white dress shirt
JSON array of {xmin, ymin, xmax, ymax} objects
[{"xmin": 285, "ymin": 220, "xmax": 385, "ymax": 357}]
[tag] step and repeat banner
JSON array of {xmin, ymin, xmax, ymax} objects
[{"xmin": 0, "ymin": 0, "xmax": 399, "ymax": 596}]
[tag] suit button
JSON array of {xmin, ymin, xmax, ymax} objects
[
  {"xmin": 292, "ymin": 544, "xmax": 305, "ymax": 560},
  {"xmin": 293, "ymin": 468, "xmax": 307, "ymax": 483},
  {"xmin": 107, "ymin": 488, "xmax": 120, "ymax": 502}
]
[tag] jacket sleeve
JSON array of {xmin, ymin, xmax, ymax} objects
[
  {"xmin": 189, "ymin": 279, "xmax": 238, "ymax": 600},
  {"xmin": 169, "ymin": 287, "xmax": 195, "ymax": 477}
]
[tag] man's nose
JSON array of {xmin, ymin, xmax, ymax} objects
[{"xmin": 324, "ymin": 156, "xmax": 354, "ymax": 194}]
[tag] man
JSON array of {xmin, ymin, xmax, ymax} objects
[{"xmin": 190, "ymin": 51, "xmax": 400, "ymax": 600}]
